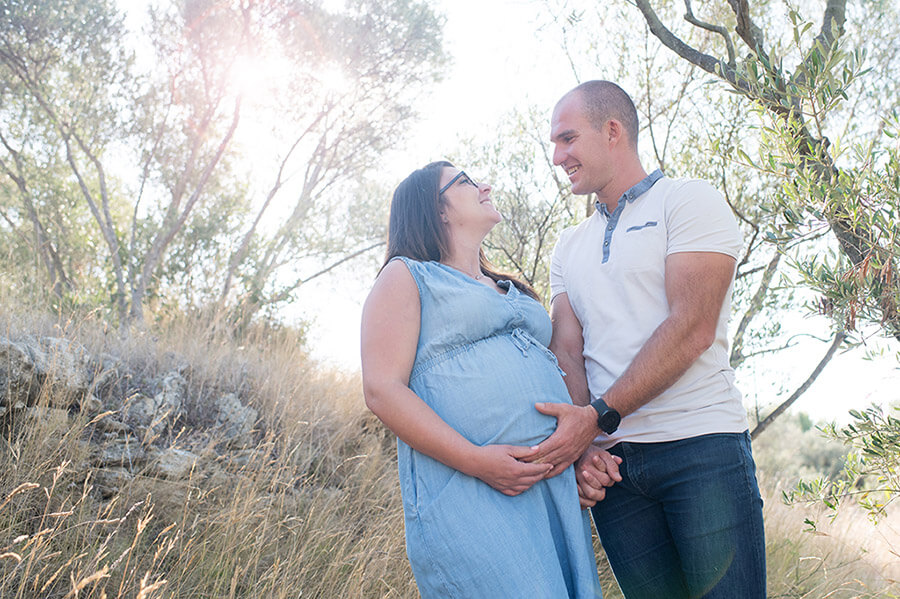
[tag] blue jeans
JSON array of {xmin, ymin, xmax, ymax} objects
[{"xmin": 590, "ymin": 432, "xmax": 765, "ymax": 598}]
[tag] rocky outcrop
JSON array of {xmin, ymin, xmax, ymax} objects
[
  {"xmin": 1, "ymin": 333, "xmax": 262, "ymax": 499},
  {"xmin": 0, "ymin": 336, "xmax": 99, "ymax": 413},
  {"xmin": 126, "ymin": 371, "xmax": 187, "ymax": 435},
  {"xmin": 214, "ymin": 392, "xmax": 258, "ymax": 447}
]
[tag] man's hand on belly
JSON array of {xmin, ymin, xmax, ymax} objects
[{"xmin": 523, "ymin": 402, "xmax": 600, "ymax": 478}]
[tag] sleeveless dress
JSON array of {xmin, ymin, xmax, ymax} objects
[{"xmin": 394, "ymin": 258, "xmax": 602, "ymax": 599}]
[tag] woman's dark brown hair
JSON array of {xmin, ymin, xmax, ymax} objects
[{"xmin": 382, "ymin": 161, "xmax": 539, "ymax": 301}]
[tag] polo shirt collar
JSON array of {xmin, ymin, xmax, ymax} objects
[{"xmin": 596, "ymin": 168, "xmax": 664, "ymax": 217}]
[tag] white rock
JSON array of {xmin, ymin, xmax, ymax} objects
[
  {"xmin": 38, "ymin": 337, "xmax": 92, "ymax": 393},
  {"xmin": 25, "ymin": 406, "xmax": 70, "ymax": 434},
  {"xmin": 126, "ymin": 371, "xmax": 186, "ymax": 433},
  {"xmin": 215, "ymin": 393, "xmax": 257, "ymax": 441},
  {"xmin": 153, "ymin": 448, "xmax": 200, "ymax": 480},
  {"xmin": 95, "ymin": 436, "xmax": 146, "ymax": 467}
]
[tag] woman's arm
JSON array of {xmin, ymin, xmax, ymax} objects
[{"xmin": 361, "ymin": 260, "xmax": 552, "ymax": 495}]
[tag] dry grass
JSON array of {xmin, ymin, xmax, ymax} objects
[
  {"xmin": 763, "ymin": 473, "xmax": 900, "ymax": 599},
  {"xmin": 0, "ymin": 308, "xmax": 413, "ymax": 598},
  {"xmin": 0, "ymin": 307, "xmax": 897, "ymax": 598}
]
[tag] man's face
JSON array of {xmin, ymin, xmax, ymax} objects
[{"xmin": 550, "ymin": 93, "xmax": 612, "ymax": 196}]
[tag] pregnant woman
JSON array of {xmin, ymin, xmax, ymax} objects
[{"xmin": 361, "ymin": 161, "xmax": 603, "ymax": 598}]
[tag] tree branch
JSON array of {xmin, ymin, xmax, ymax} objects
[
  {"xmin": 731, "ymin": 249, "xmax": 781, "ymax": 368},
  {"xmin": 683, "ymin": 0, "xmax": 735, "ymax": 65},
  {"xmin": 301, "ymin": 241, "xmax": 386, "ymax": 286},
  {"xmin": 792, "ymin": 0, "xmax": 847, "ymax": 91},
  {"xmin": 235, "ymin": 240, "xmax": 386, "ymax": 327},
  {"xmin": 635, "ymin": 0, "xmax": 897, "ymax": 338},
  {"xmin": 633, "ymin": 0, "xmax": 745, "ymax": 92},
  {"xmin": 62, "ymin": 133, "xmax": 128, "ymax": 320},
  {"xmin": 726, "ymin": 0, "xmax": 765, "ymax": 52},
  {"xmin": 0, "ymin": 139, "xmax": 70, "ymax": 295},
  {"xmin": 750, "ymin": 330, "xmax": 846, "ymax": 439},
  {"xmin": 219, "ymin": 110, "xmax": 328, "ymax": 305},
  {"xmin": 132, "ymin": 94, "xmax": 243, "ymax": 322},
  {"xmin": 817, "ymin": 0, "xmax": 847, "ymax": 48}
]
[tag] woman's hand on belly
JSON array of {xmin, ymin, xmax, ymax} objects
[{"xmin": 467, "ymin": 444, "xmax": 554, "ymax": 496}]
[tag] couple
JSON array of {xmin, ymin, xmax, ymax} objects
[{"xmin": 360, "ymin": 81, "xmax": 766, "ymax": 598}]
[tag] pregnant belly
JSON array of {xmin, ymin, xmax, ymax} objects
[{"xmin": 410, "ymin": 342, "xmax": 571, "ymax": 447}]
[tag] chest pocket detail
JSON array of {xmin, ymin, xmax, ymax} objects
[{"xmin": 625, "ymin": 220, "xmax": 658, "ymax": 233}]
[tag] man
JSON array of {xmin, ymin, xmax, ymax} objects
[{"xmin": 530, "ymin": 81, "xmax": 766, "ymax": 598}]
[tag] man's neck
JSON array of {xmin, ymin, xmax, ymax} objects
[{"xmin": 596, "ymin": 164, "xmax": 650, "ymax": 213}]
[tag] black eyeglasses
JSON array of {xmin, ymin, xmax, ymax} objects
[{"xmin": 439, "ymin": 171, "xmax": 478, "ymax": 195}]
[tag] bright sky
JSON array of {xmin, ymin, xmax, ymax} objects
[
  {"xmin": 374, "ymin": 0, "xmax": 574, "ymax": 182},
  {"xmin": 295, "ymin": 0, "xmax": 571, "ymax": 367}
]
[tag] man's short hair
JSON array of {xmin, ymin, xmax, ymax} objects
[{"xmin": 572, "ymin": 80, "xmax": 639, "ymax": 148}]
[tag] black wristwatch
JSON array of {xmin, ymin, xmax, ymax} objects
[{"xmin": 589, "ymin": 396, "xmax": 621, "ymax": 434}]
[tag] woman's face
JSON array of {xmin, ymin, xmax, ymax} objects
[{"xmin": 437, "ymin": 167, "xmax": 501, "ymax": 233}]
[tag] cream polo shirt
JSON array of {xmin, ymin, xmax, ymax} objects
[{"xmin": 550, "ymin": 171, "xmax": 747, "ymax": 449}]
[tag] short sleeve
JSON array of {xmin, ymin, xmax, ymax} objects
[
  {"xmin": 388, "ymin": 256, "xmax": 425, "ymax": 297},
  {"xmin": 665, "ymin": 180, "xmax": 742, "ymax": 258},
  {"xmin": 549, "ymin": 229, "xmax": 572, "ymax": 301}
]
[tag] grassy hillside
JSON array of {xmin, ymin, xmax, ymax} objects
[{"xmin": 0, "ymin": 309, "xmax": 896, "ymax": 598}]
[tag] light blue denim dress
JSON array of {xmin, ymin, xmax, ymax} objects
[{"xmin": 394, "ymin": 258, "xmax": 602, "ymax": 599}]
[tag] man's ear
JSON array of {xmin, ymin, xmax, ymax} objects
[{"xmin": 606, "ymin": 119, "xmax": 623, "ymax": 146}]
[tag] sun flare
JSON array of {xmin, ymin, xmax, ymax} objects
[{"xmin": 227, "ymin": 52, "xmax": 292, "ymax": 107}]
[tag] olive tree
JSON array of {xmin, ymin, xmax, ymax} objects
[{"xmin": 0, "ymin": 0, "xmax": 446, "ymax": 327}]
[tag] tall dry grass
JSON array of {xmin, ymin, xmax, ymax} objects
[
  {"xmin": 0, "ymin": 308, "xmax": 413, "ymax": 598},
  {"xmin": 763, "ymin": 474, "xmax": 899, "ymax": 599},
  {"xmin": 0, "ymin": 307, "xmax": 897, "ymax": 597}
]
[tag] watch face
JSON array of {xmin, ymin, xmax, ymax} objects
[
  {"xmin": 599, "ymin": 410, "xmax": 621, "ymax": 434},
  {"xmin": 591, "ymin": 398, "xmax": 620, "ymax": 433}
]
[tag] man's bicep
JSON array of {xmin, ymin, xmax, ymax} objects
[
  {"xmin": 665, "ymin": 251, "xmax": 736, "ymax": 325},
  {"xmin": 666, "ymin": 180, "xmax": 742, "ymax": 258}
]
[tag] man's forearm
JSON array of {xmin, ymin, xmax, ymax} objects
[
  {"xmin": 601, "ymin": 252, "xmax": 735, "ymax": 417},
  {"xmin": 603, "ymin": 313, "xmax": 710, "ymax": 416},
  {"xmin": 549, "ymin": 292, "xmax": 592, "ymax": 407},
  {"xmin": 555, "ymin": 349, "xmax": 591, "ymax": 407}
]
